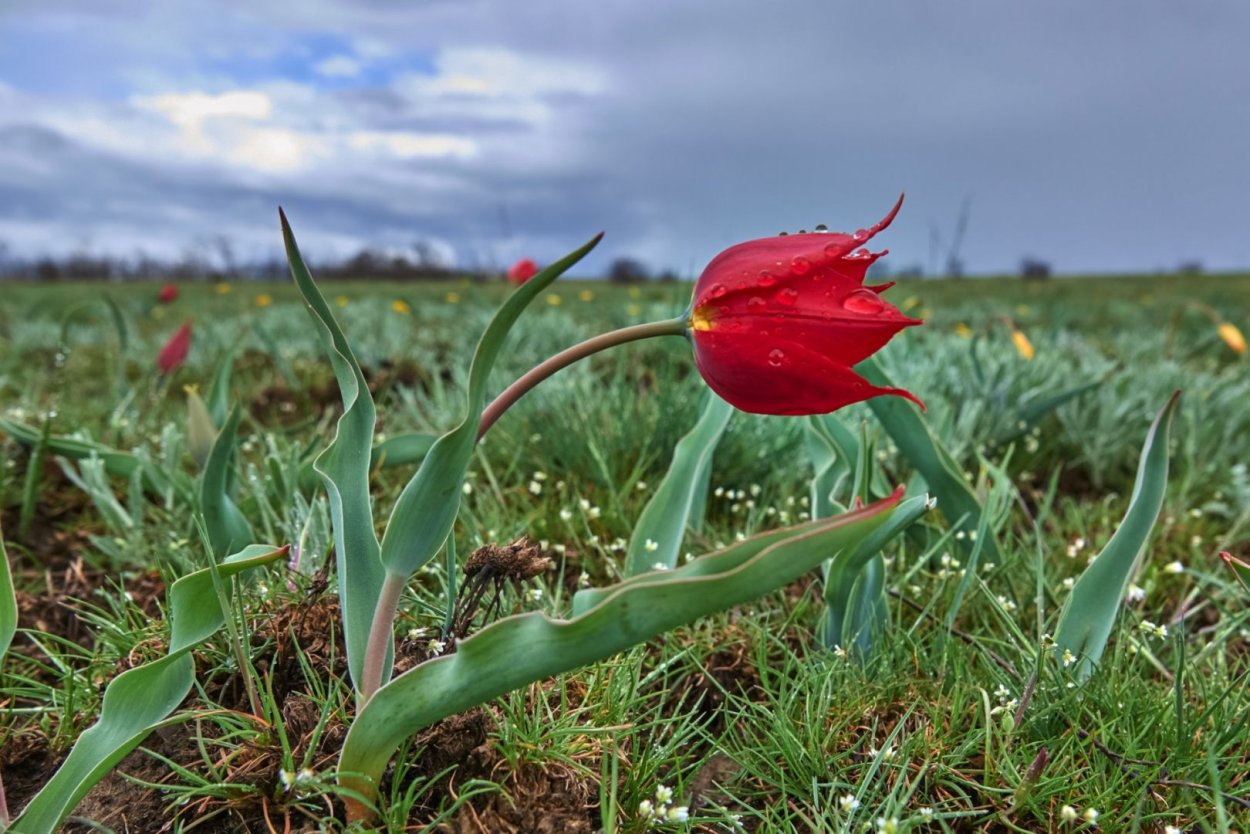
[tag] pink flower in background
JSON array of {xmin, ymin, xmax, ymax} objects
[{"xmin": 158, "ymin": 283, "xmax": 179, "ymax": 304}]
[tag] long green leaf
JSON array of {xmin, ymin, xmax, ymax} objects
[
  {"xmin": 1055, "ymin": 391, "xmax": 1180, "ymax": 681},
  {"xmin": 625, "ymin": 393, "xmax": 733, "ymax": 576},
  {"xmin": 378, "ymin": 234, "xmax": 602, "ymax": 579},
  {"xmin": 1222, "ymin": 552, "xmax": 1250, "ymax": 595},
  {"xmin": 818, "ymin": 496, "xmax": 929, "ymax": 653},
  {"xmin": 0, "ymin": 520, "xmax": 15, "ymax": 668},
  {"xmin": 0, "ymin": 417, "xmax": 191, "ymax": 503},
  {"xmin": 199, "ymin": 404, "xmax": 253, "ymax": 560},
  {"xmin": 339, "ymin": 490, "xmax": 910, "ymax": 817},
  {"xmin": 371, "ymin": 432, "xmax": 438, "ymax": 470},
  {"xmin": 859, "ymin": 356, "xmax": 1002, "ymax": 566},
  {"xmin": 11, "ymin": 544, "xmax": 287, "ymax": 834},
  {"xmin": 282, "ymin": 210, "xmax": 386, "ymax": 691}
]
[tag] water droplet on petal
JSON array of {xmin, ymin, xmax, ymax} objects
[
  {"xmin": 790, "ymin": 256, "xmax": 812, "ymax": 276},
  {"xmin": 747, "ymin": 296, "xmax": 767, "ymax": 311},
  {"xmin": 768, "ymin": 348, "xmax": 786, "ymax": 367},
  {"xmin": 815, "ymin": 223, "xmax": 828, "ymax": 231},
  {"xmin": 825, "ymin": 242, "xmax": 848, "ymax": 260},
  {"xmin": 852, "ymin": 228, "xmax": 869, "ymax": 241},
  {"xmin": 798, "ymin": 229, "xmax": 808, "ymax": 235},
  {"xmin": 778, "ymin": 231, "xmax": 789, "ymax": 236},
  {"xmin": 776, "ymin": 288, "xmax": 798, "ymax": 306},
  {"xmin": 842, "ymin": 289, "xmax": 885, "ymax": 315},
  {"xmin": 710, "ymin": 284, "xmax": 727, "ymax": 299},
  {"xmin": 757, "ymin": 270, "xmax": 777, "ymax": 288}
]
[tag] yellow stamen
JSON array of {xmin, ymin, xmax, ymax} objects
[{"xmin": 689, "ymin": 306, "xmax": 715, "ymax": 332}]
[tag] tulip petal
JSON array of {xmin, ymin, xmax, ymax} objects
[{"xmin": 693, "ymin": 331, "xmax": 920, "ymax": 416}]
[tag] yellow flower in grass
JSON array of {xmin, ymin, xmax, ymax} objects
[
  {"xmin": 546, "ymin": 293, "xmax": 562, "ymax": 306},
  {"xmin": 391, "ymin": 299, "xmax": 411, "ymax": 315},
  {"xmin": 1011, "ymin": 328, "xmax": 1034, "ymax": 360},
  {"xmin": 579, "ymin": 289, "xmax": 595, "ymax": 302},
  {"xmin": 1217, "ymin": 321, "xmax": 1246, "ymax": 354},
  {"xmin": 445, "ymin": 292, "xmax": 461, "ymax": 304},
  {"xmin": 215, "ymin": 282, "xmax": 232, "ymax": 295},
  {"xmin": 255, "ymin": 293, "xmax": 272, "ymax": 308},
  {"xmin": 954, "ymin": 322, "xmax": 973, "ymax": 339}
]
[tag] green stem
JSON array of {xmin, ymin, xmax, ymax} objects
[
  {"xmin": 477, "ymin": 316, "xmax": 689, "ymax": 440},
  {"xmin": 360, "ymin": 572, "xmax": 406, "ymax": 704}
]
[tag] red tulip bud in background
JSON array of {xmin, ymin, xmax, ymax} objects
[
  {"xmin": 687, "ymin": 195, "xmax": 922, "ymax": 415},
  {"xmin": 157, "ymin": 322, "xmax": 192, "ymax": 374},
  {"xmin": 507, "ymin": 258, "xmax": 538, "ymax": 285},
  {"xmin": 158, "ymin": 283, "xmax": 179, "ymax": 304}
]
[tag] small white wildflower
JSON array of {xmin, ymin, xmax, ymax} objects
[
  {"xmin": 1063, "ymin": 577, "xmax": 1076, "ymax": 590},
  {"xmin": 579, "ymin": 498, "xmax": 592, "ymax": 510},
  {"xmin": 553, "ymin": 543, "xmax": 566, "ymax": 554},
  {"xmin": 919, "ymin": 807, "xmax": 934, "ymax": 820},
  {"xmin": 996, "ymin": 595, "xmax": 1018, "ymax": 613},
  {"xmin": 714, "ymin": 486, "xmax": 725, "ymax": 497},
  {"xmin": 427, "ymin": 639, "xmax": 447, "ymax": 654},
  {"xmin": 462, "ymin": 481, "xmax": 473, "ymax": 495},
  {"xmin": 528, "ymin": 480, "xmax": 542, "ymax": 495},
  {"xmin": 588, "ymin": 505, "xmax": 601, "ymax": 519},
  {"xmin": 833, "ymin": 645, "xmax": 849, "ymax": 660},
  {"xmin": 279, "ymin": 769, "xmax": 296, "ymax": 789},
  {"xmin": 257, "ymin": 583, "xmax": 270, "ymax": 597},
  {"xmin": 1062, "ymin": 648, "xmax": 1076, "ymax": 667},
  {"xmin": 994, "ymin": 684, "xmax": 1012, "ymax": 703},
  {"xmin": 644, "ymin": 538, "xmax": 659, "ymax": 552},
  {"xmin": 406, "ymin": 627, "xmax": 425, "ymax": 641},
  {"xmin": 1061, "ymin": 805, "xmax": 1078, "ymax": 822},
  {"xmin": 1126, "ymin": 584, "xmax": 1146, "ymax": 603},
  {"xmin": 1139, "ymin": 620, "xmax": 1167, "ymax": 639},
  {"xmin": 1082, "ymin": 808, "xmax": 1099, "ymax": 824},
  {"xmin": 839, "ymin": 794, "xmax": 860, "ymax": 813},
  {"xmin": 638, "ymin": 799, "xmax": 655, "ymax": 819},
  {"xmin": 955, "ymin": 530, "xmax": 967, "ymax": 540},
  {"xmin": 528, "ymin": 588, "xmax": 543, "ymax": 602},
  {"xmin": 877, "ymin": 817, "xmax": 900, "ymax": 834},
  {"xmin": 533, "ymin": 470, "xmax": 548, "ymax": 481},
  {"xmin": 652, "ymin": 562, "xmax": 669, "ymax": 571},
  {"xmin": 666, "ymin": 806, "xmax": 689, "ymax": 823},
  {"xmin": 1164, "ymin": 827, "xmax": 1181, "ymax": 834},
  {"xmin": 1189, "ymin": 507, "xmax": 1203, "ymax": 518},
  {"xmin": 750, "ymin": 483, "xmax": 761, "ymax": 496},
  {"xmin": 559, "ymin": 508, "xmax": 573, "ymax": 521},
  {"xmin": 654, "ymin": 785, "xmax": 673, "ymax": 803},
  {"xmin": 735, "ymin": 531, "xmax": 747, "ymax": 542},
  {"xmin": 1164, "ymin": 560, "xmax": 1185, "ymax": 574},
  {"xmin": 636, "ymin": 480, "xmax": 648, "ymax": 491},
  {"xmin": 683, "ymin": 552, "xmax": 694, "ymax": 563},
  {"xmin": 296, "ymin": 767, "xmax": 315, "ymax": 783}
]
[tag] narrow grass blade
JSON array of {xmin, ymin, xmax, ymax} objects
[
  {"xmin": 378, "ymin": 233, "xmax": 602, "ymax": 579},
  {"xmin": 282, "ymin": 210, "xmax": 385, "ymax": 690},
  {"xmin": 339, "ymin": 490, "xmax": 911, "ymax": 818},
  {"xmin": 859, "ymin": 355, "xmax": 1002, "ymax": 565},
  {"xmin": 1222, "ymin": 552, "xmax": 1250, "ymax": 594},
  {"xmin": 11, "ymin": 544, "xmax": 287, "ymax": 834},
  {"xmin": 200, "ymin": 404, "xmax": 253, "ymax": 560},
  {"xmin": 1055, "ymin": 391, "xmax": 1180, "ymax": 681},
  {"xmin": 625, "ymin": 393, "xmax": 733, "ymax": 576}
]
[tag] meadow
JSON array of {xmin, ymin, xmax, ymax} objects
[{"xmin": 1, "ymin": 265, "xmax": 1249, "ymax": 833}]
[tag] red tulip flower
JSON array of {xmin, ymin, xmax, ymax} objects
[
  {"xmin": 687, "ymin": 195, "xmax": 922, "ymax": 415},
  {"xmin": 507, "ymin": 258, "xmax": 538, "ymax": 285},
  {"xmin": 157, "ymin": 322, "xmax": 192, "ymax": 374},
  {"xmin": 158, "ymin": 283, "xmax": 179, "ymax": 304}
]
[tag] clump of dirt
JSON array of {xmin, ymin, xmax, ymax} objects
[
  {"xmin": 445, "ymin": 760, "xmax": 596, "ymax": 834},
  {"xmin": 248, "ymin": 592, "xmax": 349, "ymax": 706}
]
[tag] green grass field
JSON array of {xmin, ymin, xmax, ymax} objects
[{"xmin": 2, "ymin": 271, "xmax": 1249, "ymax": 833}]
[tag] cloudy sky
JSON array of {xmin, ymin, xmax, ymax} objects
[{"xmin": 1, "ymin": 1, "xmax": 1247, "ymax": 277}]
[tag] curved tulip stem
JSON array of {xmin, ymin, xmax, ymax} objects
[{"xmin": 478, "ymin": 316, "xmax": 689, "ymax": 440}]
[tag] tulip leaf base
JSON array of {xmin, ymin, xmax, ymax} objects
[{"xmin": 338, "ymin": 489, "xmax": 922, "ymax": 820}]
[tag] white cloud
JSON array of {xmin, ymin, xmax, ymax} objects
[
  {"xmin": 131, "ymin": 90, "xmax": 272, "ymax": 128},
  {"xmin": 314, "ymin": 54, "xmax": 363, "ymax": 78},
  {"xmin": 347, "ymin": 130, "xmax": 477, "ymax": 159}
]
